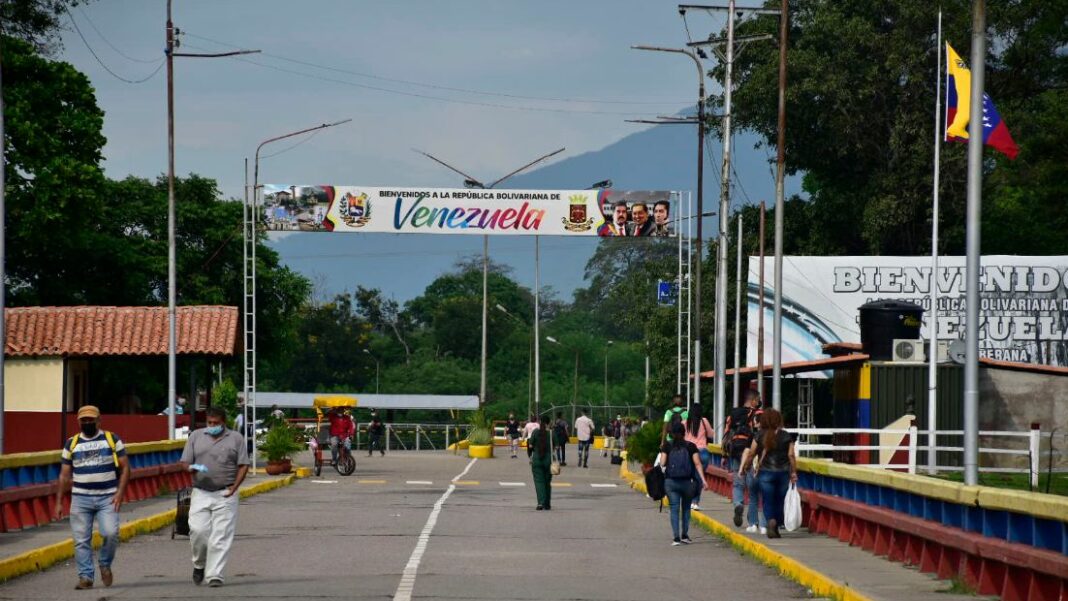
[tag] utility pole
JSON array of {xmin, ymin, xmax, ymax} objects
[
  {"xmin": 684, "ymin": 2, "xmax": 773, "ymax": 437},
  {"xmin": 0, "ymin": 42, "xmax": 6, "ymax": 454},
  {"xmin": 758, "ymin": 201, "xmax": 766, "ymax": 401},
  {"xmin": 733, "ymin": 214, "xmax": 743, "ymax": 408},
  {"xmin": 772, "ymin": 0, "xmax": 789, "ymax": 412},
  {"xmin": 166, "ymin": 0, "xmax": 258, "ymax": 438}
]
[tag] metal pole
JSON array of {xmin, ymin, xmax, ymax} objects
[
  {"xmin": 928, "ymin": 10, "xmax": 943, "ymax": 475},
  {"xmin": 757, "ymin": 201, "xmax": 766, "ymax": 401},
  {"xmin": 714, "ymin": 0, "xmax": 736, "ymax": 441},
  {"xmin": 692, "ymin": 342, "xmax": 700, "ymax": 412},
  {"xmin": 165, "ymin": 0, "xmax": 177, "ymax": 438},
  {"xmin": 686, "ymin": 193, "xmax": 693, "ymax": 407},
  {"xmin": 677, "ymin": 196, "xmax": 684, "ymax": 396},
  {"xmin": 534, "ymin": 236, "xmax": 541, "ymax": 417},
  {"xmin": 733, "ymin": 215, "xmax": 743, "ymax": 408},
  {"xmin": 0, "ymin": 41, "xmax": 6, "ymax": 454},
  {"xmin": 480, "ymin": 235, "xmax": 488, "ymax": 405},
  {"xmin": 963, "ymin": 0, "xmax": 985, "ymax": 486},
  {"xmin": 572, "ymin": 350, "xmax": 579, "ymax": 409},
  {"xmin": 375, "ymin": 359, "xmax": 380, "ymax": 394},
  {"xmin": 772, "ymin": 0, "xmax": 789, "ymax": 412},
  {"xmin": 242, "ymin": 158, "xmax": 249, "ymax": 450}
]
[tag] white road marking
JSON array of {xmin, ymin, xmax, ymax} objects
[
  {"xmin": 499, "ymin": 482, "xmax": 526, "ymax": 487},
  {"xmin": 392, "ymin": 457, "xmax": 477, "ymax": 601},
  {"xmin": 590, "ymin": 483, "xmax": 618, "ymax": 488},
  {"xmin": 406, "ymin": 480, "xmax": 433, "ymax": 485},
  {"xmin": 311, "ymin": 480, "xmax": 338, "ymax": 484}
]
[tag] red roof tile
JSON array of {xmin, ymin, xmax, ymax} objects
[{"xmin": 4, "ymin": 306, "xmax": 238, "ymax": 357}]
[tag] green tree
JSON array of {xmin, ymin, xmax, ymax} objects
[
  {"xmin": 1, "ymin": 1, "xmax": 92, "ymax": 54},
  {"xmin": 720, "ymin": 0, "xmax": 1068, "ymax": 256}
]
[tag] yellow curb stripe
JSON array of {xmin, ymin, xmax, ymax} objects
[
  {"xmin": 619, "ymin": 463, "xmax": 873, "ymax": 601},
  {"xmin": 0, "ymin": 473, "xmax": 299, "ymax": 584}
]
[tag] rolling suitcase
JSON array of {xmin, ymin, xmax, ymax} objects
[{"xmin": 171, "ymin": 487, "xmax": 192, "ymax": 539}]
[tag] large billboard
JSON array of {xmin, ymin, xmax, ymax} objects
[
  {"xmin": 746, "ymin": 256, "xmax": 1068, "ymax": 368},
  {"xmin": 260, "ymin": 185, "xmax": 675, "ymax": 237}
]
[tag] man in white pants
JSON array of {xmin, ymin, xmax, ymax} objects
[{"xmin": 179, "ymin": 407, "xmax": 250, "ymax": 588}]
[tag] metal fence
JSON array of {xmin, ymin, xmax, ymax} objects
[{"xmin": 792, "ymin": 426, "xmax": 1067, "ymax": 487}]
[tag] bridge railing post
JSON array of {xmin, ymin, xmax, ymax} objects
[
  {"xmin": 1029, "ymin": 422, "xmax": 1040, "ymax": 489},
  {"xmin": 907, "ymin": 424, "xmax": 918, "ymax": 475}
]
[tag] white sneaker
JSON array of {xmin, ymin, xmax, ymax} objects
[
  {"xmin": 690, "ymin": 502, "xmax": 700, "ymax": 510},
  {"xmin": 746, "ymin": 524, "xmax": 758, "ymax": 533},
  {"xmin": 760, "ymin": 527, "xmax": 767, "ymax": 535}
]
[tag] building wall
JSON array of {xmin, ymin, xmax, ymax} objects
[
  {"xmin": 3, "ymin": 357, "xmax": 63, "ymax": 412},
  {"xmin": 980, "ymin": 368, "xmax": 1068, "ymax": 470}
]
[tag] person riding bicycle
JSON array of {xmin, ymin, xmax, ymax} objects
[{"xmin": 327, "ymin": 407, "xmax": 355, "ymax": 466}]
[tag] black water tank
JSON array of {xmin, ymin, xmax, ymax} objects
[{"xmin": 858, "ymin": 300, "xmax": 924, "ymax": 360}]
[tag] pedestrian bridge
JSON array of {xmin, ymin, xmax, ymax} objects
[{"xmin": 1, "ymin": 441, "xmax": 1066, "ymax": 601}]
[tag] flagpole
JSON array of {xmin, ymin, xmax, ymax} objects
[
  {"xmin": 927, "ymin": 10, "xmax": 943, "ymax": 475},
  {"xmin": 963, "ymin": 0, "xmax": 986, "ymax": 487}
]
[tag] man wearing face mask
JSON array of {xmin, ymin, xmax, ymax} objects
[
  {"xmin": 55, "ymin": 405, "xmax": 130, "ymax": 590},
  {"xmin": 179, "ymin": 407, "xmax": 250, "ymax": 588}
]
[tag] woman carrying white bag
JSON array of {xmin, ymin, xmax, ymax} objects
[{"xmin": 738, "ymin": 408, "xmax": 797, "ymax": 539}]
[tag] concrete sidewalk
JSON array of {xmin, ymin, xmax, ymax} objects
[
  {"xmin": 0, "ymin": 472, "xmax": 295, "ymax": 577},
  {"xmin": 624, "ymin": 463, "xmax": 992, "ymax": 601}
]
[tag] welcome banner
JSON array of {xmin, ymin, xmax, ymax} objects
[
  {"xmin": 260, "ymin": 185, "xmax": 675, "ymax": 237},
  {"xmin": 745, "ymin": 256, "xmax": 1068, "ymax": 370}
]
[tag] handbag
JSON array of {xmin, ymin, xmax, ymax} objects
[
  {"xmin": 549, "ymin": 429, "xmax": 561, "ymax": 475},
  {"xmin": 784, "ymin": 482, "xmax": 802, "ymax": 531}
]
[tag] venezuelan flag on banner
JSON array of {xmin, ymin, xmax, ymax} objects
[{"xmin": 945, "ymin": 43, "xmax": 1019, "ymax": 160}]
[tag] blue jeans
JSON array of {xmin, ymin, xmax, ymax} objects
[
  {"xmin": 693, "ymin": 449, "xmax": 711, "ymax": 503},
  {"xmin": 730, "ymin": 456, "xmax": 766, "ymax": 527},
  {"xmin": 759, "ymin": 470, "xmax": 791, "ymax": 525},
  {"xmin": 576, "ymin": 440, "xmax": 591, "ymax": 466},
  {"xmin": 70, "ymin": 494, "xmax": 119, "ymax": 581},
  {"xmin": 665, "ymin": 478, "xmax": 696, "ymax": 539}
]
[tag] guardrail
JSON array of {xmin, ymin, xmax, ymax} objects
[
  {"xmin": 0, "ymin": 440, "xmax": 190, "ymax": 533},
  {"xmin": 702, "ymin": 443, "xmax": 1068, "ymax": 601},
  {"xmin": 793, "ymin": 425, "xmax": 1064, "ymax": 488}
]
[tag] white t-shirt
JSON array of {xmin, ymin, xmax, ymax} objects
[
  {"xmin": 523, "ymin": 422, "xmax": 540, "ymax": 439},
  {"xmin": 574, "ymin": 415, "xmax": 595, "ymax": 441}
]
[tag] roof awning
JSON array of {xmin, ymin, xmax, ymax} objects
[
  {"xmin": 247, "ymin": 392, "xmax": 479, "ymax": 411},
  {"xmin": 698, "ymin": 353, "xmax": 871, "ymax": 380}
]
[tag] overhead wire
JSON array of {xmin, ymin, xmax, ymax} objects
[
  {"xmin": 67, "ymin": 11, "xmax": 164, "ymax": 84},
  {"xmin": 182, "ymin": 43, "xmax": 670, "ymax": 117},
  {"xmin": 260, "ymin": 129, "xmax": 324, "ymax": 160},
  {"xmin": 76, "ymin": 7, "xmax": 160, "ymax": 63},
  {"xmin": 183, "ymin": 31, "xmax": 689, "ymax": 108}
]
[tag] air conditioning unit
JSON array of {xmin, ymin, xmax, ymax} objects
[
  {"xmin": 892, "ymin": 339, "xmax": 925, "ymax": 363},
  {"xmin": 935, "ymin": 340, "xmax": 952, "ymax": 363}
]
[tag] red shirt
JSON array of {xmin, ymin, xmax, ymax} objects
[{"xmin": 329, "ymin": 413, "xmax": 354, "ymax": 438}]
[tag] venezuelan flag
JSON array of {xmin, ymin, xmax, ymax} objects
[{"xmin": 945, "ymin": 43, "xmax": 1019, "ymax": 160}]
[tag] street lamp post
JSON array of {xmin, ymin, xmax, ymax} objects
[
  {"xmin": 414, "ymin": 148, "xmax": 565, "ymax": 412},
  {"xmin": 247, "ymin": 119, "xmax": 351, "ymax": 472},
  {"xmin": 362, "ymin": 349, "xmax": 380, "ymax": 394},
  {"xmin": 632, "ymin": 44, "xmax": 706, "ymax": 387},
  {"xmin": 603, "ymin": 341, "xmax": 614, "ymax": 422},
  {"xmin": 165, "ymin": 0, "xmax": 259, "ymax": 438},
  {"xmin": 546, "ymin": 336, "xmax": 579, "ymax": 420},
  {"xmin": 496, "ymin": 304, "xmax": 533, "ymax": 417}
]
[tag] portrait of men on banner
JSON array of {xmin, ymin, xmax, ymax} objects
[{"xmin": 595, "ymin": 191, "xmax": 673, "ymax": 238}]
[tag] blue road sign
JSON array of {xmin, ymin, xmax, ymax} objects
[{"xmin": 657, "ymin": 280, "xmax": 677, "ymax": 306}]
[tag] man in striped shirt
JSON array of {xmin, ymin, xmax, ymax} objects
[{"xmin": 54, "ymin": 405, "xmax": 130, "ymax": 590}]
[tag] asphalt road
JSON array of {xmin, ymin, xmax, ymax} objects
[{"xmin": 0, "ymin": 450, "xmax": 806, "ymax": 600}]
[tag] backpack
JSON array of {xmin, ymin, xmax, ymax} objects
[
  {"xmin": 69, "ymin": 431, "xmax": 121, "ymax": 474},
  {"xmin": 644, "ymin": 464, "xmax": 666, "ymax": 501},
  {"xmin": 553, "ymin": 420, "xmax": 568, "ymax": 443},
  {"xmin": 664, "ymin": 444, "xmax": 694, "ymax": 480},
  {"xmin": 726, "ymin": 408, "xmax": 755, "ymax": 458}
]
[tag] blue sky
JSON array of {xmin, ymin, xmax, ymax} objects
[{"xmin": 57, "ymin": 1, "xmax": 780, "ymax": 303}]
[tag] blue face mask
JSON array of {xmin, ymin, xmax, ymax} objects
[{"xmin": 205, "ymin": 425, "xmax": 224, "ymax": 436}]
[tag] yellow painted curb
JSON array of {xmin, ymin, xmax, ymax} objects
[
  {"xmin": 619, "ymin": 462, "xmax": 873, "ymax": 601},
  {"xmin": 0, "ymin": 473, "xmax": 298, "ymax": 584}
]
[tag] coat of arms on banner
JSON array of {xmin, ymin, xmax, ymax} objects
[
  {"xmin": 338, "ymin": 192, "xmax": 371, "ymax": 227},
  {"xmin": 562, "ymin": 194, "xmax": 594, "ymax": 232}
]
